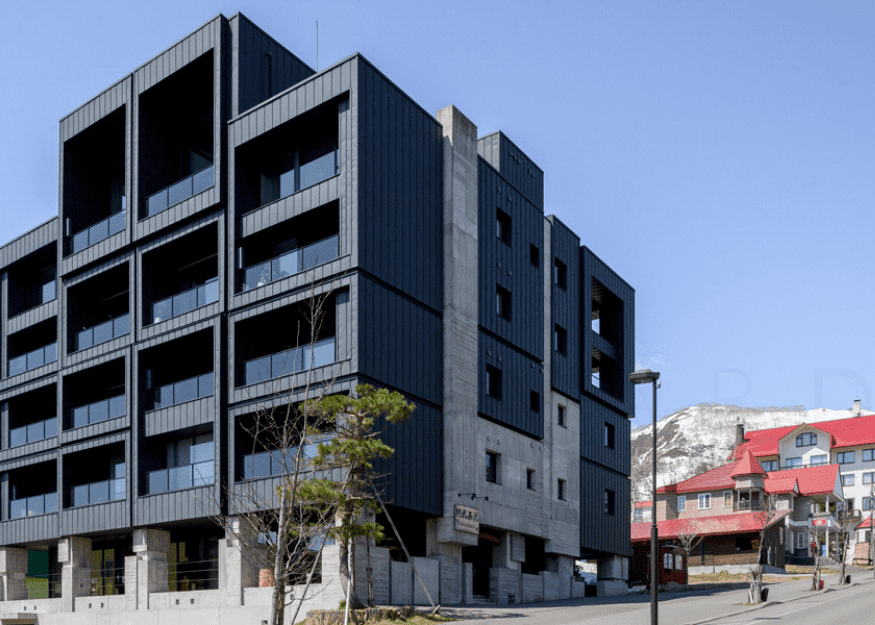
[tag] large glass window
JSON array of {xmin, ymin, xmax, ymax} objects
[{"xmin": 147, "ymin": 434, "xmax": 214, "ymax": 494}]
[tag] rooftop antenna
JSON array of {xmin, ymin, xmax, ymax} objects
[{"xmin": 316, "ymin": 21, "xmax": 319, "ymax": 71}]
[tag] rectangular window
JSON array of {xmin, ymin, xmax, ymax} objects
[
  {"xmin": 786, "ymin": 457, "xmax": 803, "ymax": 468},
  {"xmin": 604, "ymin": 488, "xmax": 615, "ymax": 514},
  {"xmin": 864, "ymin": 449, "xmax": 875, "ymax": 462},
  {"xmin": 698, "ymin": 493, "xmax": 711, "ymax": 510},
  {"xmin": 677, "ymin": 495, "xmax": 686, "ymax": 511},
  {"xmin": 558, "ymin": 479, "xmax": 567, "ymax": 501},
  {"xmin": 554, "ymin": 325, "xmax": 567, "ymax": 355},
  {"xmin": 557, "ymin": 405, "xmax": 566, "ymax": 427},
  {"xmin": 486, "ymin": 451, "xmax": 499, "ymax": 484},
  {"xmin": 530, "ymin": 390, "xmax": 540, "ymax": 413},
  {"xmin": 810, "ymin": 454, "xmax": 828, "ymax": 466},
  {"xmin": 496, "ymin": 286, "xmax": 512, "ymax": 320},
  {"xmin": 604, "ymin": 422, "xmax": 615, "ymax": 449},
  {"xmin": 723, "ymin": 491, "xmax": 733, "ymax": 507},
  {"xmin": 762, "ymin": 459, "xmax": 778, "ymax": 472},
  {"xmin": 554, "ymin": 259, "xmax": 567, "ymax": 289},
  {"xmin": 486, "ymin": 365, "xmax": 502, "ymax": 400},
  {"xmin": 526, "ymin": 469, "xmax": 535, "ymax": 491},
  {"xmin": 530, "ymin": 244, "xmax": 540, "ymax": 267},
  {"xmin": 796, "ymin": 432, "xmax": 817, "ymax": 447},
  {"xmin": 864, "ymin": 472, "xmax": 874, "ymax": 484},
  {"xmin": 846, "ymin": 499, "xmax": 855, "ymax": 511},
  {"xmin": 838, "ymin": 451, "xmax": 855, "ymax": 464},
  {"xmin": 842, "ymin": 474, "xmax": 855, "ymax": 487},
  {"xmin": 864, "ymin": 497, "xmax": 874, "ymax": 511},
  {"xmin": 496, "ymin": 209, "xmax": 512, "ymax": 245},
  {"xmin": 663, "ymin": 553, "xmax": 673, "ymax": 570},
  {"xmin": 633, "ymin": 508, "xmax": 643, "ymax": 521},
  {"xmin": 797, "ymin": 533, "xmax": 805, "ymax": 550}
]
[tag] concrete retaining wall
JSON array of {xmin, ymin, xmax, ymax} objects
[{"xmin": 521, "ymin": 573, "xmax": 542, "ymax": 603}]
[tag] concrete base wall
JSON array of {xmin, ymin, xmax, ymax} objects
[
  {"xmin": 689, "ymin": 564, "xmax": 785, "ymax": 576},
  {"xmin": 489, "ymin": 568, "xmax": 519, "ymax": 604},
  {"xmin": 410, "ymin": 557, "xmax": 440, "ymax": 606},
  {"xmin": 521, "ymin": 573, "xmax": 542, "ymax": 603},
  {"xmin": 571, "ymin": 579, "xmax": 588, "ymax": 598},
  {"xmin": 597, "ymin": 578, "xmax": 627, "ymax": 596},
  {"xmin": 390, "ymin": 561, "xmax": 412, "ymax": 605}
]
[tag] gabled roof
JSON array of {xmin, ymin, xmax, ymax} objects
[
  {"xmin": 764, "ymin": 475, "xmax": 798, "ymax": 495},
  {"xmin": 661, "ymin": 459, "xmax": 840, "ymax": 497},
  {"xmin": 673, "ymin": 461, "xmax": 739, "ymax": 493},
  {"xmin": 730, "ymin": 449, "xmax": 767, "ymax": 478},
  {"xmin": 730, "ymin": 414, "xmax": 875, "ymax": 459},
  {"xmin": 766, "ymin": 464, "xmax": 840, "ymax": 497},
  {"xmin": 777, "ymin": 423, "xmax": 835, "ymax": 447},
  {"xmin": 631, "ymin": 509, "xmax": 791, "ymax": 542},
  {"xmin": 857, "ymin": 517, "xmax": 874, "ymax": 530},
  {"xmin": 656, "ymin": 484, "xmax": 677, "ymax": 494}
]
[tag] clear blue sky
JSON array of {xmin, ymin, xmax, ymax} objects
[{"xmin": 1, "ymin": 1, "xmax": 873, "ymax": 429}]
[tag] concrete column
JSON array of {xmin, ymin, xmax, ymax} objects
[
  {"xmin": 597, "ymin": 555, "xmax": 629, "ymax": 596},
  {"xmin": 220, "ymin": 517, "xmax": 264, "ymax": 606},
  {"xmin": 59, "ymin": 536, "xmax": 92, "ymax": 612},
  {"xmin": 131, "ymin": 528, "xmax": 170, "ymax": 610},
  {"xmin": 0, "ymin": 547, "xmax": 28, "ymax": 601}
]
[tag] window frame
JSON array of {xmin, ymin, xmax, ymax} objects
[
  {"xmin": 698, "ymin": 493, "xmax": 711, "ymax": 510},
  {"xmin": 496, "ymin": 285, "xmax": 512, "ymax": 321},
  {"xmin": 797, "ymin": 532, "xmax": 805, "ymax": 550},
  {"xmin": 486, "ymin": 451, "xmax": 500, "ymax": 484},
  {"xmin": 553, "ymin": 324, "xmax": 567, "ymax": 355},
  {"xmin": 604, "ymin": 488, "xmax": 615, "ymax": 514},
  {"xmin": 842, "ymin": 474, "xmax": 855, "ymax": 487},
  {"xmin": 723, "ymin": 491, "xmax": 733, "ymax": 507},
  {"xmin": 863, "ymin": 449, "xmax": 875, "ymax": 462},
  {"xmin": 530, "ymin": 390, "xmax": 540, "ymax": 413},
  {"xmin": 486, "ymin": 365, "xmax": 502, "ymax": 400},
  {"xmin": 863, "ymin": 472, "xmax": 874, "ymax": 485},
  {"xmin": 786, "ymin": 457, "xmax": 803, "ymax": 468},
  {"xmin": 526, "ymin": 468, "xmax": 535, "ymax": 491},
  {"xmin": 553, "ymin": 258, "xmax": 567, "ymax": 290},
  {"xmin": 810, "ymin": 454, "xmax": 828, "ymax": 466},
  {"xmin": 496, "ymin": 209, "xmax": 512, "ymax": 245},
  {"xmin": 557, "ymin": 405, "xmax": 566, "ymax": 427},
  {"xmin": 558, "ymin": 478, "xmax": 567, "ymax": 501},
  {"xmin": 677, "ymin": 495, "xmax": 686, "ymax": 511},
  {"xmin": 837, "ymin": 451, "xmax": 855, "ymax": 465},
  {"xmin": 796, "ymin": 432, "xmax": 817, "ymax": 447},
  {"xmin": 604, "ymin": 422, "xmax": 615, "ymax": 449}
]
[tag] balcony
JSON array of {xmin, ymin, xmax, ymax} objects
[
  {"xmin": 146, "ymin": 166, "xmax": 215, "ymax": 218},
  {"xmin": 150, "ymin": 373, "xmax": 213, "ymax": 410},
  {"xmin": 72, "ymin": 478, "xmax": 125, "ymax": 507},
  {"xmin": 9, "ymin": 417, "xmax": 57, "ymax": 448},
  {"xmin": 734, "ymin": 500, "xmax": 765, "ymax": 512},
  {"xmin": 241, "ymin": 439, "xmax": 327, "ymax": 480},
  {"xmin": 10, "ymin": 492, "xmax": 58, "ymax": 518},
  {"xmin": 74, "ymin": 313, "xmax": 130, "ymax": 352},
  {"xmin": 71, "ymin": 211, "xmax": 125, "ymax": 254},
  {"xmin": 242, "ymin": 235, "xmax": 339, "ymax": 290},
  {"xmin": 241, "ymin": 337, "xmax": 335, "ymax": 386},
  {"xmin": 72, "ymin": 395, "xmax": 125, "ymax": 429},
  {"xmin": 257, "ymin": 150, "xmax": 338, "ymax": 210},
  {"xmin": 147, "ymin": 461, "xmax": 214, "ymax": 494},
  {"xmin": 9, "ymin": 343, "xmax": 57, "ymax": 376},
  {"xmin": 150, "ymin": 278, "xmax": 218, "ymax": 324}
]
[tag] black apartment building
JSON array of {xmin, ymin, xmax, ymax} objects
[{"xmin": 0, "ymin": 12, "xmax": 634, "ymax": 610}]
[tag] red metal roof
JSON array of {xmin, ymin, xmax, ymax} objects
[
  {"xmin": 631, "ymin": 509, "xmax": 791, "ymax": 542},
  {"xmin": 656, "ymin": 484, "xmax": 678, "ymax": 494},
  {"xmin": 665, "ymin": 459, "xmax": 839, "ymax": 497},
  {"xmin": 634, "ymin": 501, "xmax": 653, "ymax": 508},
  {"xmin": 857, "ymin": 516, "xmax": 874, "ymax": 530},
  {"xmin": 764, "ymin": 475, "xmax": 798, "ymax": 495},
  {"xmin": 674, "ymin": 461, "xmax": 739, "ymax": 493},
  {"xmin": 731, "ymin": 414, "xmax": 875, "ymax": 459},
  {"xmin": 730, "ymin": 449, "xmax": 767, "ymax": 477},
  {"xmin": 766, "ymin": 464, "xmax": 839, "ymax": 497}
]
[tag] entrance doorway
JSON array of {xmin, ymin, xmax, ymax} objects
[{"xmin": 463, "ymin": 537, "xmax": 495, "ymax": 598}]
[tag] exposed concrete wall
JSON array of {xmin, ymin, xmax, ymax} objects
[
  {"xmin": 60, "ymin": 536, "xmax": 92, "ymax": 612},
  {"xmin": 0, "ymin": 546, "xmax": 28, "ymax": 601},
  {"xmin": 390, "ymin": 561, "xmax": 412, "ymax": 605},
  {"xmin": 521, "ymin": 573, "xmax": 542, "ymax": 602},
  {"xmin": 597, "ymin": 555, "xmax": 629, "ymax": 597},
  {"xmin": 410, "ymin": 556, "xmax": 440, "ymax": 606},
  {"xmin": 489, "ymin": 567, "xmax": 519, "ymax": 604}
]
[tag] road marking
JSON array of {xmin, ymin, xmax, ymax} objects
[{"xmin": 728, "ymin": 587, "xmax": 871, "ymax": 625}]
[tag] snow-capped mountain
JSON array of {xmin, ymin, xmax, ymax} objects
[{"xmin": 630, "ymin": 402, "xmax": 871, "ymax": 501}]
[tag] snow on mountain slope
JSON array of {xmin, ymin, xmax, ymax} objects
[{"xmin": 630, "ymin": 403, "xmax": 870, "ymax": 501}]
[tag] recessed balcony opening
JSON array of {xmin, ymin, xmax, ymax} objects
[
  {"xmin": 139, "ymin": 53, "xmax": 215, "ymax": 219},
  {"xmin": 7, "ymin": 319, "xmax": 57, "ymax": 377},
  {"xmin": 143, "ymin": 225, "xmax": 218, "ymax": 325},
  {"xmin": 238, "ymin": 203, "xmax": 339, "ymax": 291},
  {"xmin": 168, "ymin": 530, "xmax": 221, "ymax": 592},
  {"xmin": 68, "ymin": 265, "xmax": 130, "ymax": 353},
  {"xmin": 6, "ymin": 245, "xmax": 57, "ymax": 318},
  {"xmin": 9, "ymin": 461, "xmax": 58, "ymax": 518},
  {"xmin": 140, "ymin": 427, "xmax": 214, "ymax": 495},
  {"xmin": 591, "ymin": 348, "xmax": 623, "ymax": 401},
  {"xmin": 91, "ymin": 539, "xmax": 131, "ymax": 596},
  {"xmin": 141, "ymin": 331, "xmax": 214, "ymax": 411},
  {"xmin": 236, "ymin": 298, "xmax": 337, "ymax": 387},
  {"xmin": 65, "ymin": 443, "xmax": 125, "ymax": 508},
  {"xmin": 63, "ymin": 108, "xmax": 126, "ymax": 255},
  {"xmin": 592, "ymin": 278, "xmax": 623, "ymax": 346},
  {"xmin": 8, "ymin": 385, "xmax": 57, "ymax": 448},
  {"xmin": 64, "ymin": 359, "xmax": 125, "ymax": 430},
  {"xmin": 235, "ymin": 101, "xmax": 339, "ymax": 215}
]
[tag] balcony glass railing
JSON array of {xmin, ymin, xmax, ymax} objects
[
  {"xmin": 146, "ymin": 165, "xmax": 215, "ymax": 217},
  {"xmin": 74, "ymin": 313, "xmax": 130, "ymax": 352},
  {"xmin": 9, "ymin": 417, "xmax": 58, "ymax": 448},
  {"xmin": 147, "ymin": 461, "xmax": 214, "ymax": 494},
  {"xmin": 10, "ymin": 492, "xmax": 58, "ymax": 518},
  {"xmin": 242, "ymin": 235, "xmax": 339, "ymax": 290},
  {"xmin": 299, "ymin": 150, "xmax": 338, "ymax": 190},
  {"xmin": 242, "ymin": 438, "xmax": 329, "ymax": 480},
  {"xmin": 71, "ymin": 211, "xmax": 125, "ymax": 254},
  {"xmin": 151, "ymin": 373, "xmax": 213, "ymax": 410},
  {"xmin": 72, "ymin": 395, "xmax": 126, "ymax": 429},
  {"xmin": 8, "ymin": 343, "xmax": 57, "ymax": 377},
  {"xmin": 72, "ymin": 478, "xmax": 125, "ymax": 507},
  {"xmin": 40, "ymin": 280, "xmax": 57, "ymax": 305},
  {"xmin": 259, "ymin": 150, "xmax": 338, "ymax": 211},
  {"xmin": 241, "ymin": 337, "xmax": 335, "ymax": 386},
  {"xmin": 150, "ymin": 278, "xmax": 219, "ymax": 324}
]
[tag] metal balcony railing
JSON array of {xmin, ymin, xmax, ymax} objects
[
  {"xmin": 241, "ymin": 337, "xmax": 335, "ymax": 386},
  {"xmin": 92, "ymin": 567, "xmax": 125, "ymax": 596},
  {"xmin": 733, "ymin": 500, "xmax": 765, "ymax": 512},
  {"xmin": 9, "ymin": 416, "xmax": 57, "ymax": 447},
  {"xmin": 10, "ymin": 492, "xmax": 58, "ymax": 518},
  {"xmin": 150, "ymin": 373, "xmax": 213, "ymax": 410},
  {"xmin": 26, "ymin": 572, "xmax": 61, "ymax": 599},
  {"xmin": 72, "ymin": 394, "xmax": 126, "ymax": 429},
  {"xmin": 71, "ymin": 477, "xmax": 125, "ymax": 507},
  {"xmin": 8, "ymin": 343, "xmax": 57, "ymax": 376},
  {"xmin": 74, "ymin": 313, "xmax": 130, "ymax": 351},
  {"xmin": 242, "ymin": 234, "xmax": 339, "ymax": 291},
  {"xmin": 146, "ymin": 461, "xmax": 214, "ymax": 494},
  {"xmin": 146, "ymin": 165, "xmax": 215, "ymax": 217},
  {"xmin": 71, "ymin": 211, "xmax": 125, "ymax": 254},
  {"xmin": 149, "ymin": 278, "xmax": 218, "ymax": 324},
  {"xmin": 241, "ymin": 438, "xmax": 330, "ymax": 480},
  {"xmin": 169, "ymin": 559, "xmax": 219, "ymax": 592}
]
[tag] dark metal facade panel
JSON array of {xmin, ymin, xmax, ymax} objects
[
  {"xmin": 549, "ymin": 218, "xmax": 581, "ymax": 399},
  {"xmin": 5, "ymin": 300, "xmax": 58, "ymax": 336},
  {"xmin": 579, "ymin": 395, "xmax": 630, "ymax": 476},
  {"xmin": 579, "ymin": 458, "xmax": 631, "ymax": 557},
  {"xmin": 0, "ymin": 514, "xmax": 59, "ymax": 545},
  {"xmin": 478, "ymin": 332, "xmax": 544, "ymax": 439},
  {"xmin": 0, "ymin": 219, "xmax": 58, "ymax": 271},
  {"xmin": 229, "ymin": 13, "xmax": 315, "ymax": 117},
  {"xmin": 477, "ymin": 132, "xmax": 544, "ymax": 212},
  {"xmin": 228, "ymin": 466, "xmax": 345, "ymax": 515},
  {"xmin": 134, "ymin": 486, "xmax": 218, "ymax": 526},
  {"xmin": 0, "ymin": 449, "xmax": 58, "ymax": 474},
  {"xmin": 0, "ymin": 436, "xmax": 57, "ymax": 465},
  {"xmin": 61, "ymin": 500, "xmax": 129, "ymax": 536},
  {"xmin": 372, "ymin": 398, "xmax": 442, "ymax": 516},
  {"xmin": 580, "ymin": 246, "xmax": 635, "ymax": 417},
  {"xmin": 355, "ymin": 275, "xmax": 443, "ymax": 407},
  {"xmin": 143, "ymin": 397, "xmax": 214, "ymax": 437},
  {"xmin": 60, "ymin": 76, "xmax": 131, "ymax": 141},
  {"xmin": 0, "ymin": 360, "xmax": 59, "ymax": 393},
  {"xmin": 60, "ymin": 232, "xmax": 128, "ymax": 278},
  {"xmin": 355, "ymin": 60, "xmax": 444, "ymax": 313},
  {"xmin": 238, "ymin": 182, "xmax": 340, "ymax": 239},
  {"xmin": 478, "ymin": 161, "xmax": 544, "ymax": 360}
]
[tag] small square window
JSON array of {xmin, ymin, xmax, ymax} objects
[
  {"xmin": 604, "ymin": 422, "xmax": 615, "ymax": 449},
  {"xmin": 496, "ymin": 286, "xmax": 512, "ymax": 321},
  {"xmin": 554, "ymin": 259, "xmax": 567, "ymax": 289},
  {"xmin": 486, "ymin": 365, "xmax": 502, "ymax": 400},
  {"xmin": 529, "ymin": 244, "xmax": 540, "ymax": 267},
  {"xmin": 842, "ymin": 474, "xmax": 855, "ymax": 487},
  {"xmin": 497, "ymin": 209, "xmax": 512, "ymax": 245},
  {"xmin": 864, "ymin": 449, "xmax": 875, "ymax": 462},
  {"xmin": 558, "ymin": 479, "xmax": 567, "ymax": 501},
  {"xmin": 554, "ymin": 325, "xmax": 567, "ymax": 355},
  {"xmin": 530, "ymin": 390, "xmax": 540, "ymax": 413},
  {"xmin": 526, "ymin": 469, "xmax": 535, "ymax": 491},
  {"xmin": 486, "ymin": 451, "xmax": 499, "ymax": 484},
  {"xmin": 604, "ymin": 489, "xmax": 615, "ymax": 514}
]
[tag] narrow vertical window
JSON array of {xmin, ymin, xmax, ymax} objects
[
  {"xmin": 486, "ymin": 451, "xmax": 499, "ymax": 484},
  {"xmin": 496, "ymin": 209, "xmax": 512, "ymax": 245},
  {"xmin": 529, "ymin": 244, "xmax": 540, "ymax": 267},
  {"xmin": 526, "ymin": 469, "xmax": 535, "ymax": 491},
  {"xmin": 557, "ymin": 405, "xmax": 566, "ymax": 427},
  {"xmin": 530, "ymin": 390, "xmax": 540, "ymax": 413},
  {"xmin": 604, "ymin": 422, "xmax": 615, "ymax": 449},
  {"xmin": 554, "ymin": 259, "xmax": 567, "ymax": 289},
  {"xmin": 486, "ymin": 365, "xmax": 502, "ymax": 400},
  {"xmin": 604, "ymin": 489, "xmax": 615, "ymax": 514},
  {"xmin": 554, "ymin": 325, "xmax": 567, "ymax": 354},
  {"xmin": 496, "ymin": 286, "xmax": 511, "ymax": 321},
  {"xmin": 558, "ymin": 479, "xmax": 567, "ymax": 501}
]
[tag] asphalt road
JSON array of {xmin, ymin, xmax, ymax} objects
[{"xmin": 702, "ymin": 585, "xmax": 873, "ymax": 624}]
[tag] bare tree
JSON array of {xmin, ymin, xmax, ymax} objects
[
  {"xmin": 811, "ymin": 524, "xmax": 823, "ymax": 591},
  {"xmin": 836, "ymin": 505, "xmax": 860, "ymax": 585},
  {"xmin": 748, "ymin": 494, "xmax": 780, "ymax": 603}
]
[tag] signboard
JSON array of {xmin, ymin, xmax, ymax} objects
[
  {"xmin": 454, "ymin": 505, "xmax": 480, "ymax": 534},
  {"xmin": 812, "ymin": 518, "xmax": 831, "ymax": 527}
]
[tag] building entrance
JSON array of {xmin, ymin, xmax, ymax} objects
[{"xmin": 463, "ymin": 536, "xmax": 495, "ymax": 598}]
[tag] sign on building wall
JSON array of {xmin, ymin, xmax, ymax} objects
[{"xmin": 454, "ymin": 505, "xmax": 480, "ymax": 534}]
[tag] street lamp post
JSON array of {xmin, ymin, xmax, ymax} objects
[
  {"xmin": 870, "ymin": 482, "xmax": 874, "ymax": 579},
  {"xmin": 630, "ymin": 368, "xmax": 661, "ymax": 625}
]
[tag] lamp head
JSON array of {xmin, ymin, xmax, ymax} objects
[{"xmin": 629, "ymin": 369, "xmax": 660, "ymax": 385}]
